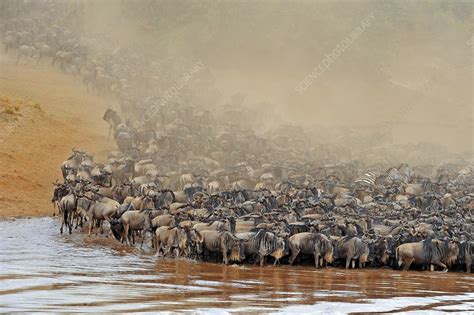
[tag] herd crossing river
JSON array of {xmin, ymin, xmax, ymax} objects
[
  {"xmin": 1, "ymin": 218, "xmax": 473, "ymax": 313},
  {"xmin": 1, "ymin": 1, "xmax": 473, "ymax": 313}
]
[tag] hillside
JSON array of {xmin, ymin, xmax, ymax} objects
[{"xmin": 0, "ymin": 54, "xmax": 114, "ymax": 218}]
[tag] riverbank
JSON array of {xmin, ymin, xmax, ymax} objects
[{"xmin": 0, "ymin": 53, "xmax": 114, "ymax": 218}]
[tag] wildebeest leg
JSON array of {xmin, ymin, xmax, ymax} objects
[
  {"xmin": 260, "ymin": 255, "xmax": 266, "ymax": 267},
  {"xmin": 351, "ymin": 259, "xmax": 356, "ymax": 269},
  {"xmin": 140, "ymin": 231, "xmax": 147, "ymax": 249},
  {"xmin": 123, "ymin": 224, "xmax": 130, "ymax": 245},
  {"xmin": 162, "ymin": 245, "xmax": 172, "ymax": 258},
  {"xmin": 60, "ymin": 209, "xmax": 67, "ymax": 234},
  {"xmin": 345, "ymin": 257, "xmax": 351, "ymax": 269},
  {"xmin": 155, "ymin": 239, "xmax": 162, "ymax": 257},
  {"xmin": 222, "ymin": 247, "xmax": 229, "ymax": 265},
  {"xmin": 74, "ymin": 211, "xmax": 80, "ymax": 229},
  {"xmin": 102, "ymin": 214, "xmax": 112, "ymax": 235},
  {"xmin": 431, "ymin": 260, "xmax": 448, "ymax": 272},
  {"xmin": 88, "ymin": 217, "xmax": 94, "ymax": 236},
  {"xmin": 96, "ymin": 219, "xmax": 102, "ymax": 235},
  {"xmin": 67, "ymin": 210, "xmax": 73, "ymax": 234},
  {"xmin": 403, "ymin": 258, "xmax": 413, "ymax": 271},
  {"xmin": 289, "ymin": 249, "xmax": 300, "ymax": 265},
  {"xmin": 314, "ymin": 254, "xmax": 320, "ymax": 269}
]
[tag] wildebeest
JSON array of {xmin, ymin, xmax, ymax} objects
[
  {"xmin": 154, "ymin": 226, "xmax": 188, "ymax": 257},
  {"xmin": 334, "ymin": 236, "xmax": 369, "ymax": 269},
  {"xmin": 396, "ymin": 239, "xmax": 459, "ymax": 271},
  {"xmin": 119, "ymin": 210, "xmax": 153, "ymax": 246},
  {"xmin": 200, "ymin": 230, "xmax": 245, "ymax": 265},
  {"xmin": 288, "ymin": 232, "xmax": 334, "ymax": 268},
  {"xmin": 458, "ymin": 240, "xmax": 473, "ymax": 272},
  {"xmin": 77, "ymin": 193, "xmax": 119, "ymax": 236},
  {"xmin": 58, "ymin": 189, "xmax": 77, "ymax": 234},
  {"xmin": 237, "ymin": 229, "xmax": 288, "ymax": 266},
  {"xmin": 103, "ymin": 108, "xmax": 122, "ymax": 140}
]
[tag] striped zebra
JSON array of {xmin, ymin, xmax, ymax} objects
[{"xmin": 354, "ymin": 171, "xmax": 379, "ymax": 187}]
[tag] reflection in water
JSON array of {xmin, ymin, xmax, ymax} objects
[{"xmin": 0, "ymin": 218, "xmax": 473, "ymax": 313}]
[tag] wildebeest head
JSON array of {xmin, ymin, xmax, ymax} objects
[
  {"xmin": 366, "ymin": 238, "xmax": 377, "ymax": 262},
  {"xmin": 182, "ymin": 227, "xmax": 203, "ymax": 257},
  {"xmin": 52, "ymin": 183, "xmax": 70, "ymax": 202},
  {"xmin": 191, "ymin": 229, "xmax": 204, "ymax": 255},
  {"xmin": 110, "ymin": 219, "xmax": 123, "ymax": 242},
  {"xmin": 445, "ymin": 240, "xmax": 460, "ymax": 266},
  {"xmin": 332, "ymin": 239, "xmax": 339, "ymax": 259},
  {"xmin": 385, "ymin": 236, "xmax": 394, "ymax": 256},
  {"xmin": 269, "ymin": 234, "xmax": 288, "ymax": 263},
  {"xmin": 229, "ymin": 239, "xmax": 246, "ymax": 262},
  {"xmin": 321, "ymin": 237, "xmax": 334, "ymax": 264}
]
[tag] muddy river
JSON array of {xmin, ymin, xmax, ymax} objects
[{"xmin": 0, "ymin": 218, "xmax": 473, "ymax": 313}]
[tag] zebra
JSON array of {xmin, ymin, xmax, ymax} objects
[{"xmin": 354, "ymin": 171, "xmax": 379, "ymax": 187}]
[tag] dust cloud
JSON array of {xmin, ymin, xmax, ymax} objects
[
  {"xmin": 80, "ymin": 1, "xmax": 472, "ymax": 154},
  {"xmin": 4, "ymin": 0, "xmax": 473, "ymax": 160}
]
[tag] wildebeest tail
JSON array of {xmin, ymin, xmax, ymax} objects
[{"xmin": 395, "ymin": 246, "xmax": 402, "ymax": 267}]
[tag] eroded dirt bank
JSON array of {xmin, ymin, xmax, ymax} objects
[{"xmin": 0, "ymin": 54, "xmax": 114, "ymax": 218}]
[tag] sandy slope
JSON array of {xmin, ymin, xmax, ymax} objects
[{"xmin": 0, "ymin": 54, "xmax": 115, "ymax": 218}]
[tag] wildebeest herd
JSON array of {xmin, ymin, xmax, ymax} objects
[
  {"xmin": 53, "ymin": 109, "xmax": 474, "ymax": 271},
  {"xmin": 52, "ymin": 130, "xmax": 473, "ymax": 273},
  {"xmin": 2, "ymin": 1, "xmax": 473, "ymax": 273}
]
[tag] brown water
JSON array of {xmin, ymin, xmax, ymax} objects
[{"xmin": 1, "ymin": 218, "xmax": 473, "ymax": 313}]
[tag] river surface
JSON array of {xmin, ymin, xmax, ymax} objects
[{"xmin": 0, "ymin": 217, "xmax": 473, "ymax": 314}]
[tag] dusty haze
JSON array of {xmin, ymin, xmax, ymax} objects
[
  {"xmin": 2, "ymin": 0, "xmax": 472, "ymax": 160},
  {"xmin": 77, "ymin": 0, "xmax": 473, "ymax": 154}
]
